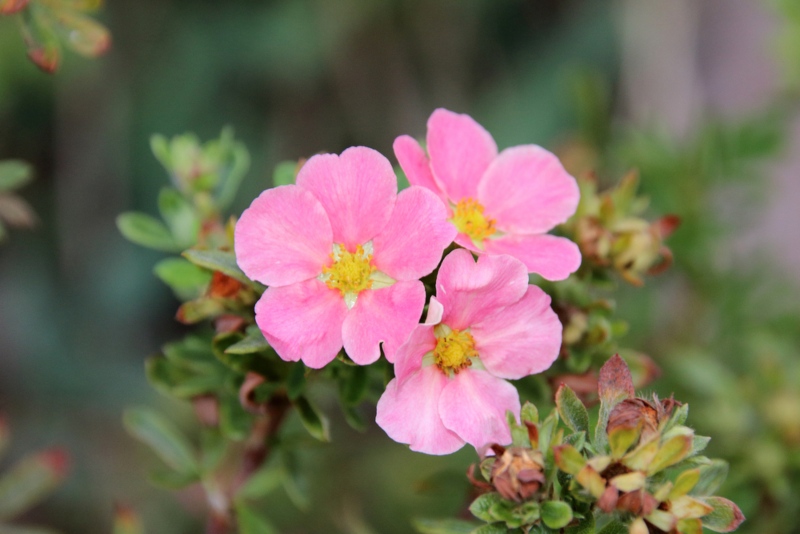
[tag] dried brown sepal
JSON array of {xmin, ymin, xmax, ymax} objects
[
  {"xmin": 608, "ymin": 398, "xmax": 660, "ymax": 442},
  {"xmin": 0, "ymin": 0, "xmax": 29, "ymax": 15},
  {"xmin": 466, "ymin": 463, "xmax": 494, "ymax": 493},
  {"xmin": 617, "ymin": 488, "xmax": 658, "ymax": 516},
  {"xmin": 239, "ymin": 372, "xmax": 268, "ymax": 414},
  {"xmin": 208, "ymin": 271, "xmax": 243, "ymax": 299},
  {"xmin": 214, "ymin": 314, "xmax": 246, "ymax": 334},
  {"xmin": 490, "ymin": 446, "xmax": 545, "ymax": 502}
]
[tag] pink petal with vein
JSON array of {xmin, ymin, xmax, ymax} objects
[
  {"xmin": 472, "ymin": 286, "xmax": 562, "ymax": 379},
  {"xmin": 439, "ymin": 369, "xmax": 520, "ymax": 449},
  {"xmin": 393, "ymin": 324, "xmax": 436, "ymax": 384},
  {"xmin": 235, "ymin": 186, "xmax": 333, "ymax": 287},
  {"xmin": 393, "ymin": 135, "xmax": 448, "ymax": 204},
  {"xmin": 296, "ymin": 147, "xmax": 397, "ymax": 250},
  {"xmin": 483, "ymin": 234, "xmax": 581, "ymax": 281},
  {"xmin": 373, "ymin": 186, "xmax": 456, "ymax": 281},
  {"xmin": 478, "ymin": 145, "xmax": 580, "ymax": 234},
  {"xmin": 376, "ymin": 367, "xmax": 465, "ymax": 455},
  {"xmin": 255, "ymin": 279, "xmax": 346, "ymax": 369},
  {"xmin": 436, "ymin": 250, "xmax": 529, "ymax": 331},
  {"xmin": 342, "ymin": 281, "xmax": 425, "ymax": 365},
  {"xmin": 427, "ymin": 109, "xmax": 497, "ymax": 201}
]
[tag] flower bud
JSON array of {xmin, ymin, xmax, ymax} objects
[{"xmin": 490, "ymin": 446, "xmax": 546, "ymax": 502}]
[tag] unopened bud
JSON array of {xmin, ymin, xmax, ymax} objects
[{"xmin": 490, "ymin": 446, "xmax": 545, "ymax": 502}]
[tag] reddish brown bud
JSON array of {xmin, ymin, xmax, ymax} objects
[
  {"xmin": 192, "ymin": 394, "xmax": 219, "ymax": 427},
  {"xmin": 37, "ymin": 448, "xmax": 70, "ymax": 479},
  {"xmin": 214, "ymin": 314, "xmax": 246, "ymax": 334},
  {"xmin": 617, "ymin": 489, "xmax": 658, "ymax": 516},
  {"xmin": 607, "ymin": 398, "xmax": 659, "ymax": 442},
  {"xmin": 208, "ymin": 271, "xmax": 243, "ymax": 299},
  {"xmin": 0, "ymin": 0, "xmax": 30, "ymax": 15},
  {"xmin": 597, "ymin": 485, "xmax": 619, "ymax": 513},
  {"xmin": 490, "ymin": 447, "xmax": 546, "ymax": 502}
]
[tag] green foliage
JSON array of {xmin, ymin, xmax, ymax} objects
[{"xmin": 123, "ymin": 408, "xmax": 199, "ymax": 477}]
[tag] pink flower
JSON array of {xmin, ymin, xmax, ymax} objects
[
  {"xmin": 234, "ymin": 147, "xmax": 456, "ymax": 369},
  {"xmin": 375, "ymin": 249, "xmax": 562, "ymax": 455},
  {"xmin": 394, "ymin": 108, "xmax": 581, "ymax": 281}
]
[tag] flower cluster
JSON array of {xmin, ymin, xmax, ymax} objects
[{"xmin": 234, "ymin": 109, "xmax": 581, "ymax": 453}]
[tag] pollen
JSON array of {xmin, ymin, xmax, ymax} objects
[
  {"xmin": 452, "ymin": 198, "xmax": 496, "ymax": 244},
  {"xmin": 322, "ymin": 244, "xmax": 376, "ymax": 296},
  {"xmin": 434, "ymin": 328, "xmax": 478, "ymax": 374}
]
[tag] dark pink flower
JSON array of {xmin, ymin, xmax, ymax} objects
[
  {"xmin": 235, "ymin": 147, "xmax": 456, "ymax": 368},
  {"xmin": 376, "ymin": 249, "xmax": 562, "ymax": 454},
  {"xmin": 394, "ymin": 108, "xmax": 581, "ymax": 280}
]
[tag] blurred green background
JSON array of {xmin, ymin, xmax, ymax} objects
[{"xmin": 1, "ymin": 0, "xmax": 799, "ymax": 532}]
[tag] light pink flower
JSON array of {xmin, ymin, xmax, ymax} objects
[
  {"xmin": 376, "ymin": 249, "xmax": 562, "ymax": 455},
  {"xmin": 394, "ymin": 108, "xmax": 581, "ymax": 281},
  {"xmin": 234, "ymin": 147, "xmax": 456, "ymax": 369}
]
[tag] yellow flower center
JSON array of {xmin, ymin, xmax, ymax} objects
[
  {"xmin": 452, "ymin": 198, "xmax": 496, "ymax": 245},
  {"xmin": 322, "ymin": 244, "xmax": 376, "ymax": 296},
  {"xmin": 434, "ymin": 328, "xmax": 478, "ymax": 374}
]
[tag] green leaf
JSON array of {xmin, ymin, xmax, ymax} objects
[
  {"xmin": 469, "ymin": 492, "xmax": 503, "ymax": 523},
  {"xmin": 293, "ymin": 396, "xmax": 330, "ymax": 442},
  {"xmin": 0, "ymin": 450, "xmax": 67, "ymax": 520},
  {"xmin": 394, "ymin": 165, "xmax": 410, "ymax": 191},
  {"xmin": 691, "ymin": 459, "xmax": 729, "ymax": 496},
  {"xmin": 701, "ymin": 496, "xmax": 745, "ymax": 532},
  {"xmin": 235, "ymin": 501, "xmax": 278, "ymax": 534},
  {"xmin": 469, "ymin": 525, "xmax": 509, "ymax": 534},
  {"xmin": 520, "ymin": 402, "xmax": 539, "ymax": 425},
  {"xmin": 541, "ymin": 501, "xmax": 573, "ymax": 529},
  {"xmin": 0, "ymin": 161, "xmax": 33, "ymax": 191},
  {"xmin": 154, "ymin": 258, "xmax": 212, "ymax": 300},
  {"xmin": 237, "ymin": 462, "xmax": 282, "ymax": 500},
  {"xmin": 117, "ymin": 212, "xmax": 180, "ymax": 252},
  {"xmin": 286, "ymin": 362, "xmax": 306, "ymax": 400},
  {"xmin": 215, "ymin": 132, "xmax": 250, "ymax": 209},
  {"xmin": 158, "ymin": 188, "xmax": 200, "ymax": 248},
  {"xmin": 339, "ymin": 365, "xmax": 368, "ymax": 406},
  {"xmin": 565, "ymin": 514, "xmax": 595, "ymax": 534},
  {"xmin": 148, "ymin": 466, "xmax": 200, "ymax": 489},
  {"xmin": 224, "ymin": 329, "xmax": 270, "ymax": 355},
  {"xmin": 280, "ymin": 449, "xmax": 310, "ymax": 511},
  {"xmin": 219, "ymin": 393, "xmax": 252, "ymax": 442},
  {"xmin": 0, "ymin": 418, "xmax": 9, "ymax": 462},
  {"xmin": 341, "ymin": 404, "xmax": 367, "ymax": 432},
  {"xmin": 691, "ymin": 435, "xmax": 711, "ymax": 455},
  {"xmin": 150, "ymin": 134, "xmax": 171, "ymax": 170},
  {"xmin": 199, "ymin": 428, "xmax": 227, "ymax": 474},
  {"xmin": 272, "ymin": 160, "xmax": 299, "ymax": 187},
  {"xmin": 123, "ymin": 408, "xmax": 197, "ymax": 474},
  {"xmin": 182, "ymin": 249, "xmax": 256, "ymax": 287},
  {"xmin": 596, "ymin": 520, "xmax": 628, "ymax": 534},
  {"xmin": 412, "ymin": 518, "xmax": 477, "ymax": 534}
]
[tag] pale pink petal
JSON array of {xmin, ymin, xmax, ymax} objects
[
  {"xmin": 376, "ymin": 368, "xmax": 465, "ymax": 455},
  {"xmin": 296, "ymin": 147, "xmax": 397, "ymax": 250},
  {"xmin": 372, "ymin": 186, "xmax": 456, "ymax": 280},
  {"xmin": 471, "ymin": 286, "xmax": 562, "ymax": 380},
  {"xmin": 427, "ymin": 109, "xmax": 497, "ymax": 201},
  {"xmin": 234, "ymin": 186, "xmax": 333, "ymax": 287},
  {"xmin": 342, "ymin": 281, "xmax": 425, "ymax": 364},
  {"xmin": 484, "ymin": 234, "xmax": 581, "ymax": 281},
  {"xmin": 424, "ymin": 296, "xmax": 444, "ymax": 325},
  {"xmin": 435, "ymin": 249, "xmax": 529, "ymax": 331},
  {"xmin": 393, "ymin": 135, "xmax": 448, "ymax": 204},
  {"xmin": 439, "ymin": 370, "xmax": 520, "ymax": 449},
  {"xmin": 478, "ymin": 146, "xmax": 580, "ymax": 234},
  {"xmin": 255, "ymin": 279, "xmax": 346, "ymax": 369},
  {"xmin": 393, "ymin": 325, "xmax": 436, "ymax": 385}
]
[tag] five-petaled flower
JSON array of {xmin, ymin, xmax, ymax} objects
[
  {"xmin": 234, "ymin": 147, "xmax": 456, "ymax": 368},
  {"xmin": 376, "ymin": 249, "xmax": 563, "ymax": 454},
  {"xmin": 394, "ymin": 108, "xmax": 582, "ymax": 280}
]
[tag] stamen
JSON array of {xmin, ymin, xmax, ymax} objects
[{"xmin": 452, "ymin": 198, "xmax": 497, "ymax": 246}]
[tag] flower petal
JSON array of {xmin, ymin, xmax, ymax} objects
[
  {"xmin": 234, "ymin": 186, "xmax": 333, "ymax": 287},
  {"xmin": 342, "ymin": 280, "xmax": 425, "ymax": 364},
  {"xmin": 296, "ymin": 147, "xmax": 397, "ymax": 250},
  {"xmin": 439, "ymin": 369, "xmax": 519, "ymax": 449},
  {"xmin": 472, "ymin": 285, "xmax": 562, "ymax": 379},
  {"xmin": 427, "ymin": 108, "xmax": 497, "ymax": 201},
  {"xmin": 484, "ymin": 234, "xmax": 581, "ymax": 281},
  {"xmin": 372, "ymin": 186, "xmax": 456, "ymax": 281},
  {"xmin": 393, "ymin": 135, "xmax": 448, "ymax": 204},
  {"xmin": 393, "ymin": 324, "xmax": 436, "ymax": 384},
  {"xmin": 425, "ymin": 296, "xmax": 444, "ymax": 325},
  {"xmin": 436, "ymin": 249, "xmax": 529, "ymax": 331},
  {"xmin": 478, "ymin": 145, "xmax": 580, "ymax": 234},
  {"xmin": 255, "ymin": 279, "xmax": 346, "ymax": 369},
  {"xmin": 376, "ymin": 367, "xmax": 465, "ymax": 455}
]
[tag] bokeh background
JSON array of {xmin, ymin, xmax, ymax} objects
[{"xmin": 1, "ymin": 0, "xmax": 800, "ymax": 532}]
